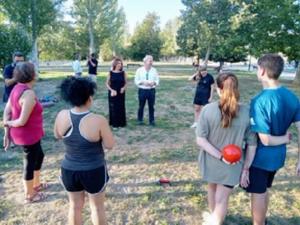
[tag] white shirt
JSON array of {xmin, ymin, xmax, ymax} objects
[
  {"xmin": 72, "ymin": 60, "xmax": 82, "ymax": 73},
  {"xmin": 134, "ymin": 66, "xmax": 159, "ymax": 89}
]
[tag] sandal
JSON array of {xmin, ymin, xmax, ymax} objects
[
  {"xmin": 33, "ymin": 183, "xmax": 49, "ymax": 192},
  {"xmin": 24, "ymin": 192, "xmax": 47, "ymax": 204}
]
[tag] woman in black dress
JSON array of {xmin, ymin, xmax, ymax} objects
[{"xmin": 106, "ymin": 58, "xmax": 127, "ymax": 128}]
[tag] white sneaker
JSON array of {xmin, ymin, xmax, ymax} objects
[
  {"xmin": 190, "ymin": 122, "xmax": 197, "ymax": 128},
  {"xmin": 202, "ymin": 211, "xmax": 213, "ymax": 225}
]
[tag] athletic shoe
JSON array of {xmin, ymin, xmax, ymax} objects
[{"xmin": 190, "ymin": 122, "xmax": 197, "ymax": 128}]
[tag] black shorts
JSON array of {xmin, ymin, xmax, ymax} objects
[
  {"xmin": 61, "ymin": 165, "xmax": 109, "ymax": 194},
  {"xmin": 244, "ymin": 166, "xmax": 276, "ymax": 194},
  {"xmin": 193, "ymin": 92, "xmax": 209, "ymax": 106}
]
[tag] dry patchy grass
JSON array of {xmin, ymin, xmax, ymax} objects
[{"xmin": 0, "ymin": 68, "xmax": 299, "ymax": 225}]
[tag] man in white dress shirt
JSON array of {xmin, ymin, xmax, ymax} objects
[{"xmin": 134, "ymin": 55, "xmax": 159, "ymax": 126}]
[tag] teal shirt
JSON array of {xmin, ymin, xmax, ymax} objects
[{"xmin": 250, "ymin": 86, "xmax": 300, "ymax": 171}]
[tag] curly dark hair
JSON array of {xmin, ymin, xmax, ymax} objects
[
  {"xmin": 60, "ymin": 76, "xmax": 97, "ymax": 106},
  {"xmin": 13, "ymin": 62, "xmax": 36, "ymax": 83}
]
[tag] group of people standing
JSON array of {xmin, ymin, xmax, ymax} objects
[
  {"xmin": 1, "ymin": 52, "xmax": 300, "ymax": 225},
  {"xmin": 192, "ymin": 54, "xmax": 300, "ymax": 225}
]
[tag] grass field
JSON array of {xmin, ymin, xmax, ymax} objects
[{"xmin": 0, "ymin": 67, "xmax": 299, "ymax": 225}]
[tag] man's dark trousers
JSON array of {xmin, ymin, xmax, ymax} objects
[{"xmin": 137, "ymin": 88, "xmax": 155, "ymax": 124}]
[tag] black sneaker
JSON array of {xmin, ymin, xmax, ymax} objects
[
  {"xmin": 137, "ymin": 121, "xmax": 144, "ymax": 125},
  {"xmin": 149, "ymin": 122, "xmax": 156, "ymax": 126}
]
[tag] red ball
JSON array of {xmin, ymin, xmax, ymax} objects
[{"xmin": 222, "ymin": 144, "xmax": 242, "ymax": 163}]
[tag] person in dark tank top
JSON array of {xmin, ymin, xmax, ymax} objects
[{"xmin": 54, "ymin": 76, "xmax": 114, "ymax": 225}]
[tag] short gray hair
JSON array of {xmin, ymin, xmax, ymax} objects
[{"xmin": 143, "ymin": 55, "xmax": 153, "ymax": 63}]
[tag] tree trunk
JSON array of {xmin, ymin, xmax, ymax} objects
[
  {"xmin": 31, "ymin": 0, "xmax": 39, "ymax": 76},
  {"xmin": 204, "ymin": 45, "xmax": 211, "ymax": 67},
  {"xmin": 218, "ymin": 61, "xmax": 224, "ymax": 72},
  {"xmin": 293, "ymin": 64, "xmax": 300, "ymax": 85},
  {"xmin": 88, "ymin": 0, "xmax": 95, "ymax": 54},
  {"xmin": 248, "ymin": 55, "xmax": 252, "ymax": 71}
]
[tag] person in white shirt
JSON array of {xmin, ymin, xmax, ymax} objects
[
  {"xmin": 134, "ymin": 55, "xmax": 159, "ymax": 126},
  {"xmin": 72, "ymin": 53, "xmax": 82, "ymax": 77}
]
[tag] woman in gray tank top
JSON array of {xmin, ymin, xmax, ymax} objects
[{"xmin": 54, "ymin": 77, "xmax": 114, "ymax": 225}]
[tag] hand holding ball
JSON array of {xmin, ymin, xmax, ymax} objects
[{"xmin": 221, "ymin": 144, "xmax": 241, "ymax": 164}]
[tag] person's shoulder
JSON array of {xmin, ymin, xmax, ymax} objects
[
  {"xmin": 89, "ymin": 113, "xmax": 107, "ymax": 123},
  {"xmin": 57, "ymin": 109, "xmax": 69, "ymax": 117},
  {"xmin": 239, "ymin": 103, "xmax": 250, "ymax": 115},
  {"xmin": 3, "ymin": 64, "xmax": 13, "ymax": 74},
  {"xmin": 251, "ymin": 90, "xmax": 267, "ymax": 104},
  {"xmin": 136, "ymin": 67, "xmax": 143, "ymax": 73},
  {"xmin": 280, "ymin": 86, "xmax": 299, "ymax": 99},
  {"xmin": 203, "ymin": 101, "xmax": 218, "ymax": 111}
]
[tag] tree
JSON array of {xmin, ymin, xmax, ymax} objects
[
  {"xmin": 39, "ymin": 21, "xmax": 81, "ymax": 60},
  {"xmin": 72, "ymin": 0, "xmax": 126, "ymax": 55},
  {"xmin": 240, "ymin": 0, "xmax": 300, "ymax": 83},
  {"xmin": 0, "ymin": 24, "xmax": 31, "ymax": 68},
  {"xmin": 129, "ymin": 13, "xmax": 162, "ymax": 61},
  {"xmin": 0, "ymin": 0, "xmax": 64, "ymax": 70},
  {"xmin": 177, "ymin": 0, "xmax": 248, "ymax": 68},
  {"xmin": 160, "ymin": 18, "xmax": 180, "ymax": 59}
]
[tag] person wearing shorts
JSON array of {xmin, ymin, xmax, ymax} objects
[
  {"xmin": 196, "ymin": 72, "xmax": 257, "ymax": 225},
  {"xmin": 244, "ymin": 54, "xmax": 300, "ymax": 225},
  {"xmin": 189, "ymin": 67, "xmax": 214, "ymax": 128},
  {"xmin": 54, "ymin": 77, "xmax": 114, "ymax": 225}
]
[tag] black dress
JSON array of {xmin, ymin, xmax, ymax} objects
[{"xmin": 108, "ymin": 71, "xmax": 126, "ymax": 127}]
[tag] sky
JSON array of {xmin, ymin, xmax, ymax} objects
[
  {"xmin": 64, "ymin": 0, "xmax": 185, "ymax": 33},
  {"xmin": 118, "ymin": 0, "xmax": 185, "ymax": 33}
]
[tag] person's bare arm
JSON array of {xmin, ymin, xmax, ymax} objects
[
  {"xmin": 197, "ymin": 136, "xmax": 222, "ymax": 160},
  {"xmin": 99, "ymin": 116, "xmax": 115, "ymax": 150},
  {"xmin": 89, "ymin": 60, "xmax": 96, "ymax": 67},
  {"xmin": 188, "ymin": 72, "xmax": 199, "ymax": 81},
  {"xmin": 208, "ymin": 84, "xmax": 214, "ymax": 102},
  {"xmin": 5, "ymin": 90, "xmax": 36, "ymax": 127},
  {"xmin": 240, "ymin": 145, "xmax": 256, "ymax": 188},
  {"xmin": 54, "ymin": 110, "xmax": 69, "ymax": 139},
  {"xmin": 120, "ymin": 72, "xmax": 128, "ymax": 93},
  {"xmin": 258, "ymin": 133, "xmax": 290, "ymax": 146},
  {"xmin": 3, "ymin": 100, "xmax": 12, "ymax": 151},
  {"xmin": 4, "ymin": 77, "xmax": 17, "ymax": 87}
]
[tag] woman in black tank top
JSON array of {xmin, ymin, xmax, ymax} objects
[{"xmin": 54, "ymin": 77, "xmax": 114, "ymax": 225}]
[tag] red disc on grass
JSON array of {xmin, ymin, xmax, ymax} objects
[{"xmin": 222, "ymin": 144, "xmax": 241, "ymax": 163}]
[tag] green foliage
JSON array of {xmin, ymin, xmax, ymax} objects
[
  {"xmin": 129, "ymin": 13, "xmax": 163, "ymax": 60},
  {"xmin": 72, "ymin": 0, "xmax": 126, "ymax": 56},
  {"xmin": 0, "ymin": 24, "xmax": 31, "ymax": 68},
  {"xmin": 39, "ymin": 22, "xmax": 81, "ymax": 60},
  {"xmin": 177, "ymin": 0, "xmax": 249, "ymax": 63},
  {"xmin": 160, "ymin": 18, "xmax": 181, "ymax": 58},
  {"xmin": 241, "ymin": 0, "xmax": 300, "ymax": 61}
]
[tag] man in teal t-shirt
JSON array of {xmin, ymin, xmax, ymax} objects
[{"xmin": 244, "ymin": 54, "xmax": 300, "ymax": 225}]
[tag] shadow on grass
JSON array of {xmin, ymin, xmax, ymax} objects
[{"xmin": 224, "ymin": 214, "xmax": 300, "ymax": 225}]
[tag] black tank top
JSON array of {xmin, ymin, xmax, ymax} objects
[{"xmin": 62, "ymin": 110, "xmax": 105, "ymax": 171}]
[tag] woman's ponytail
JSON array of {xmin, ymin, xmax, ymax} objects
[{"xmin": 216, "ymin": 73, "xmax": 240, "ymax": 128}]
